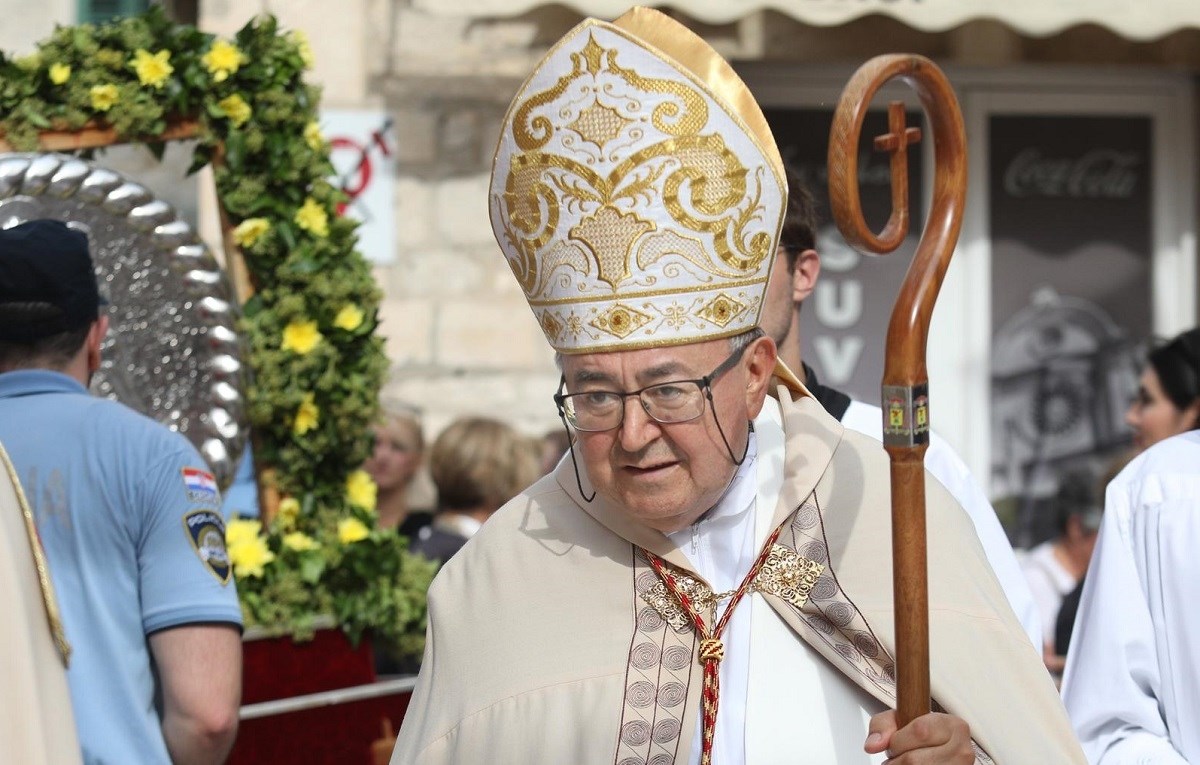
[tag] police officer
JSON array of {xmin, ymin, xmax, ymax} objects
[{"xmin": 0, "ymin": 220, "xmax": 243, "ymax": 764}]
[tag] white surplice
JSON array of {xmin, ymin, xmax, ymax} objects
[
  {"xmin": 667, "ymin": 400, "xmax": 885, "ymax": 765},
  {"xmin": 1062, "ymin": 430, "xmax": 1200, "ymax": 764}
]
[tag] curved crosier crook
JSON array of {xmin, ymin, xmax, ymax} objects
[{"xmin": 827, "ymin": 55, "xmax": 967, "ymax": 727}]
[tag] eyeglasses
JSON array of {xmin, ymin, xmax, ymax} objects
[{"xmin": 554, "ymin": 344, "xmax": 749, "ymax": 432}]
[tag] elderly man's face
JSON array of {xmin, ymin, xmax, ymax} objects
[{"xmin": 560, "ymin": 336, "xmax": 775, "ymax": 533}]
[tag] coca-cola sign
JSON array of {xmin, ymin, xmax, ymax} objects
[
  {"xmin": 988, "ymin": 114, "xmax": 1151, "ymax": 257},
  {"xmin": 1003, "ymin": 148, "xmax": 1141, "ymax": 199}
]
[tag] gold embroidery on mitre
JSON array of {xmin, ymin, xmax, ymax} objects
[
  {"xmin": 490, "ymin": 15, "xmax": 787, "ymax": 353},
  {"xmin": 659, "ymin": 299, "xmax": 696, "ymax": 330},
  {"xmin": 590, "ymin": 302, "xmax": 652, "ymax": 339},
  {"xmin": 569, "ymin": 206, "xmax": 656, "ymax": 288},
  {"xmin": 569, "ymin": 102, "xmax": 631, "ymax": 150},
  {"xmin": 695, "ymin": 293, "xmax": 747, "ymax": 328},
  {"xmin": 637, "ymin": 230, "xmax": 741, "ymax": 282},
  {"xmin": 540, "ymin": 311, "xmax": 564, "ymax": 342},
  {"xmin": 753, "ymin": 544, "xmax": 824, "ymax": 609},
  {"xmin": 565, "ymin": 312, "xmax": 584, "ymax": 337}
]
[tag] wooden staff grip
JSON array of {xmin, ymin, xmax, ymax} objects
[{"xmin": 827, "ymin": 55, "xmax": 967, "ymax": 726}]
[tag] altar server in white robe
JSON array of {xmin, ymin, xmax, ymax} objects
[{"xmin": 1062, "ymin": 430, "xmax": 1200, "ymax": 764}]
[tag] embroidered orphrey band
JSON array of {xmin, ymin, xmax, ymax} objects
[{"xmin": 0, "ymin": 442, "xmax": 71, "ymax": 665}]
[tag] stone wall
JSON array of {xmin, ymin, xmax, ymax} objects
[{"xmin": 191, "ymin": 3, "xmax": 585, "ymax": 441}]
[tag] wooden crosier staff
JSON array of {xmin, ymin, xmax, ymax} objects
[{"xmin": 826, "ymin": 55, "xmax": 968, "ymax": 726}]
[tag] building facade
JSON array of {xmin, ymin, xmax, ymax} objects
[{"xmin": 4, "ymin": 1, "xmax": 1198, "ymax": 528}]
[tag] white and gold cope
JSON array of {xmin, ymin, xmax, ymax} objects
[{"xmin": 489, "ymin": 7, "xmax": 787, "ymax": 354}]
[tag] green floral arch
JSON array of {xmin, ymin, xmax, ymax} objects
[{"xmin": 0, "ymin": 7, "xmax": 434, "ymax": 652}]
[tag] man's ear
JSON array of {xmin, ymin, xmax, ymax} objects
[
  {"xmin": 743, "ymin": 335, "xmax": 778, "ymax": 417},
  {"xmin": 85, "ymin": 315, "xmax": 109, "ymax": 373},
  {"xmin": 791, "ymin": 248, "xmax": 820, "ymax": 303}
]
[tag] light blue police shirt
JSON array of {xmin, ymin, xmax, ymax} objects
[{"xmin": 0, "ymin": 370, "xmax": 243, "ymax": 765}]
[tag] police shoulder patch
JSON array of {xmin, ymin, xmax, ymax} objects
[{"xmin": 183, "ymin": 509, "xmax": 232, "ymax": 585}]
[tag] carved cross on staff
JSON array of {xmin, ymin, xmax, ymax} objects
[
  {"xmin": 827, "ymin": 55, "xmax": 968, "ymax": 726},
  {"xmin": 874, "ymin": 103, "xmax": 924, "ymax": 245}
]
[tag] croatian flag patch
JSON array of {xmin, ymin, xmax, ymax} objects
[{"xmin": 182, "ymin": 467, "xmax": 219, "ymax": 505}]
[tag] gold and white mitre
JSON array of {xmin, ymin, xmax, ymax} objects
[{"xmin": 489, "ymin": 6, "xmax": 786, "ymax": 354}]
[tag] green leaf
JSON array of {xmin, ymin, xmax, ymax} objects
[
  {"xmin": 291, "ymin": 257, "xmax": 321, "ymax": 275},
  {"xmin": 241, "ymin": 294, "xmax": 264, "ymax": 317},
  {"xmin": 278, "ymin": 221, "xmax": 297, "ymax": 251},
  {"xmin": 299, "ymin": 554, "xmax": 326, "ymax": 584},
  {"xmin": 224, "ymin": 129, "xmax": 245, "ymax": 168}
]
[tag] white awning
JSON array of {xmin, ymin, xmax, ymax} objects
[{"xmin": 413, "ymin": 0, "xmax": 1200, "ymax": 41}]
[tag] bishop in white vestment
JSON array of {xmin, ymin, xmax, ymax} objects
[{"xmin": 393, "ymin": 7, "xmax": 1085, "ymax": 764}]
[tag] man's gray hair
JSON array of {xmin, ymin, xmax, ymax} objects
[{"xmin": 729, "ymin": 326, "xmax": 765, "ymax": 353}]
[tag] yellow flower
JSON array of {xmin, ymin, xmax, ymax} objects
[
  {"xmin": 281, "ymin": 319, "xmax": 322, "ymax": 355},
  {"xmin": 202, "ymin": 39, "xmax": 244, "ymax": 83},
  {"xmin": 218, "ymin": 94, "xmax": 252, "ymax": 128},
  {"xmin": 226, "ymin": 518, "xmax": 275, "ymax": 578},
  {"xmin": 132, "ymin": 48, "xmax": 173, "ymax": 89},
  {"xmin": 293, "ymin": 393, "xmax": 320, "ymax": 435},
  {"xmin": 49, "ymin": 63, "xmax": 71, "ymax": 85},
  {"xmin": 333, "ymin": 304, "xmax": 364, "ymax": 332},
  {"xmin": 294, "ymin": 197, "xmax": 329, "ymax": 238},
  {"xmin": 338, "ymin": 517, "xmax": 370, "ymax": 544},
  {"xmin": 233, "ymin": 217, "xmax": 270, "ymax": 248},
  {"xmin": 282, "ymin": 531, "xmax": 319, "ymax": 552},
  {"xmin": 90, "ymin": 84, "xmax": 119, "ymax": 112},
  {"xmin": 304, "ymin": 121, "xmax": 323, "ymax": 152},
  {"xmin": 291, "ymin": 29, "xmax": 315, "ymax": 68},
  {"xmin": 226, "ymin": 518, "xmax": 263, "ymax": 547},
  {"xmin": 277, "ymin": 497, "xmax": 300, "ymax": 529},
  {"xmin": 345, "ymin": 470, "xmax": 377, "ymax": 510},
  {"xmin": 229, "ymin": 537, "xmax": 275, "ymax": 579}
]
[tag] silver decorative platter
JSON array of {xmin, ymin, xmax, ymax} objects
[{"xmin": 0, "ymin": 153, "xmax": 247, "ymax": 490}]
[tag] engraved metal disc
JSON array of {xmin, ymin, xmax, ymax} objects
[{"xmin": 0, "ymin": 153, "xmax": 247, "ymax": 490}]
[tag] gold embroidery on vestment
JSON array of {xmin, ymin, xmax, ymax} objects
[
  {"xmin": 641, "ymin": 570, "xmax": 718, "ymax": 630},
  {"xmin": 755, "ymin": 543, "xmax": 825, "ymax": 608},
  {"xmin": 638, "ymin": 545, "xmax": 824, "ymax": 628}
]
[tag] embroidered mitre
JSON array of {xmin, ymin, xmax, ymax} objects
[{"xmin": 489, "ymin": 6, "xmax": 787, "ymax": 354}]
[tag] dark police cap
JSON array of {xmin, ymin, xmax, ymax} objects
[{"xmin": 0, "ymin": 219, "xmax": 101, "ymax": 343}]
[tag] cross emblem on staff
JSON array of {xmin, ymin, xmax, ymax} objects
[{"xmin": 874, "ymin": 101, "xmax": 923, "ymax": 224}]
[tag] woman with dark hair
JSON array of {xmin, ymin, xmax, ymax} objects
[{"xmin": 1125, "ymin": 327, "xmax": 1200, "ymax": 450}]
